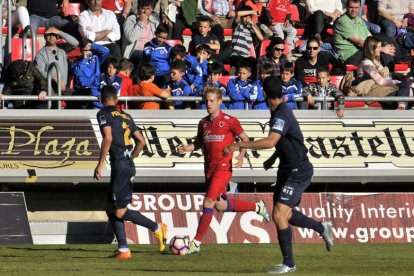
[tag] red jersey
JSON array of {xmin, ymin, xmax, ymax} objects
[
  {"xmin": 268, "ymin": 0, "xmax": 290, "ymax": 23},
  {"xmin": 196, "ymin": 112, "xmax": 244, "ymax": 175},
  {"xmin": 101, "ymin": 0, "xmax": 125, "ymax": 13}
]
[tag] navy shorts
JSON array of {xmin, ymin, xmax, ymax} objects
[
  {"xmin": 273, "ymin": 162, "xmax": 313, "ymax": 208},
  {"xmin": 107, "ymin": 159, "xmax": 136, "ymax": 209}
]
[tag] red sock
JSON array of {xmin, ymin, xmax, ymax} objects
[
  {"xmin": 226, "ymin": 198, "xmax": 256, "ymax": 212},
  {"xmin": 194, "ymin": 207, "xmax": 214, "ymax": 242}
]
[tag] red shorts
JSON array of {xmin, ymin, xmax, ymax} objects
[{"xmin": 205, "ymin": 170, "xmax": 232, "ymax": 200}]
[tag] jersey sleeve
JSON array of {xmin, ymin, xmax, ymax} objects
[
  {"xmin": 196, "ymin": 119, "xmax": 204, "ymax": 143},
  {"xmin": 230, "ymin": 117, "xmax": 244, "ymax": 136},
  {"xmin": 270, "ymin": 111, "xmax": 290, "ymax": 136},
  {"xmin": 97, "ymin": 110, "xmax": 113, "ymax": 131}
]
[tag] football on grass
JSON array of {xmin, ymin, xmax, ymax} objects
[{"xmin": 170, "ymin": 235, "xmax": 190, "ymax": 255}]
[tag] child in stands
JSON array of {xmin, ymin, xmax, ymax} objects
[
  {"xmin": 280, "ymin": 62, "xmax": 302, "ymax": 109},
  {"xmin": 165, "ymin": 60, "xmax": 193, "ymax": 109},
  {"xmin": 194, "ymin": 62, "xmax": 228, "ymax": 109},
  {"xmin": 133, "ymin": 63, "xmax": 171, "ymax": 110},
  {"xmin": 301, "ymin": 67, "xmax": 345, "ymax": 118},
  {"xmin": 117, "ymin": 58, "xmax": 134, "ymax": 109},
  {"xmin": 227, "ymin": 62, "xmax": 259, "ymax": 109}
]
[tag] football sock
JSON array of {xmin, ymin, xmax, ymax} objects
[
  {"xmin": 289, "ymin": 209, "xmax": 324, "ymax": 234},
  {"xmin": 277, "ymin": 226, "xmax": 294, "ymax": 268},
  {"xmin": 194, "ymin": 207, "xmax": 214, "ymax": 242},
  {"xmin": 121, "ymin": 209, "xmax": 158, "ymax": 232},
  {"xmin": 107, "ymin": 213, "xmax": 128, "ymax": 250},
  {"xmin": 225, "ymin": 198, "xmax": 256, "ymax": 212}
]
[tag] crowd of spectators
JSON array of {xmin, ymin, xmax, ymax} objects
[{"xmin": 1, "ymin": 0, "xmax": 414, "ymax": 110}]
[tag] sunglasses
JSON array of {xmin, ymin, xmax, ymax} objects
[
  {"xmin": 52, "ymin": 50, "xmax": 59, "ymax": 61},
  {"xmin": 274, "ymin": 47, "xmax": 285, "ymax": 52},
  {"xmin": 307, "ymin": 46, "xmax": 319, "ymax": 50},
  {"xmin": 45, "ymin": 33, "xmax": 59, "ymax": 38}
]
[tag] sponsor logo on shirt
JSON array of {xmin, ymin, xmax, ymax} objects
[{"xmin": 203, "ymin": 130, "xmax": 225, "ymax": 142}]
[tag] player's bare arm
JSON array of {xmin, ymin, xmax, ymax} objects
[
  {"xmin": 94, "ymin": 126, "xmax": 112, "ymax": 180},
  {"xmin": 131, "ymin": 129, "xmax": 146, "ymax": 159},
  {"xmin": 224, "ymin": 132, "xmax": 281, "ymax": 156},
  {"xmin": 234, "ymin": 132, "xmax": 249, "ymax": 168},
  {"xmin": 177, "ymin": 138, "xmax": 203, "ymax": 154}
]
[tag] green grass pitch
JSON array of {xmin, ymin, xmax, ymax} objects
[{"xmin": 0, "ymin": 243, "xmax": 413, "ymax": 275}]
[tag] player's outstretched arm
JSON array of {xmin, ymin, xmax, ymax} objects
[
  {"xmin": 131, "ymin": 129, "xmax": 146, "ymax": 159},
  {"xmin": 177, "ymin": 138, "xmax": 203, "ymax": 154},
  {"xmin": 94, "ymin": 126, "xmax": 112, "ymax": 180},
  {"xmin": 223, "ymin": 132, "xmax": 281, "ymax": 156}
]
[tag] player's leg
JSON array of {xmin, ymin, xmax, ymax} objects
[
  {"xmin": 285, "ymin": 166, "xmax": 333, "ymax": 252},
  {"xmin": 105, "ymin": 177, "xmax": 131, "ymax": 259},
  {"xmin": 213, "ymin": 171, "xmax": 271, "ymax": 222},
  {"xmin": 188, "ymin": 173, "xmax": 223, "ymax": 254},
  {"xmin": 113, "ymin": 164, "xmax": 167, "ymax": 252},
  {"xmin": 267, "ymin": 173, "xmax": 296, "ymax": 273}
]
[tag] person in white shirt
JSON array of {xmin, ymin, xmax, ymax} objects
[
  {"xmin": 79, "ymin": 0, "xmax": 122, "ymax": 61},
  {"xmin": 305, "ymin": 0, "xmax": 343, "ymax": 40}
]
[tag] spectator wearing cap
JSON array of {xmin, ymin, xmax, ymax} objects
[{"xmin": 256, "ymin": 37, "xmax": 288, "ymax": 79}]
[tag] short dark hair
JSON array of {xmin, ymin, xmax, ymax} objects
[
  {"xmin": 139, "ymin": 63, "xmax": 156, "ymax": 81},
  {"xmin": 170, "ymin": 44, "xmax": 187, "ymax": 59},
  {"xmin": 316, "ymin": 67, "xmax": 330, "ymax": 77},
  {"xmin": 207, "ymin": 62, "xmax": 223, "ymax": 75},
  {"xmin": 307, "ymin": 37, "xmax": 321, "ymax": 47},
  {"xmin": 196, "ymin": 44, "xmax": 212, "ymax": 55},
  {"xmin": 139, "ymin": 0, "xmax": 153, "ymax": 9},
  {"xmin": 101, "ymin": 85, "xmax": 118, "ymax": 102},
  {"xmin": 258, "ymin": 63, "xmax": 274, "ymax": 76},
  {"xmin": 347, "ymin": 0, "xmax": 361, "ymax": 6},
  {"xmin": 198, "ymin": 16, "xmax": 211, "ymax": 25},
  {"xmin": 281, "ymin": 62, "xmax": 294, "ymax": 73},
  {"xmin": 263, "ymin": 76, "xmax": 283, "ymax": 99},
  {"xmin": 106, "ymin": 57, "xmax": 120, "ymax": 69},
  {"xmin": 239, "ymin": 61, "xmax": 252, "ymax": 72},
  {"xmin": 170, "ymin": 60, "xmax": 187, "ymax": 73},
  {"xmin": 155, "ymin": 24, "xmax": 169, "ymax": 35},
  {"xmin": 119, "ymin": 58, "xmax": 134, "ymax": 71},
  {"xmin": 80, "ymin": 37, "xmax": 93, "ymax": 50}
]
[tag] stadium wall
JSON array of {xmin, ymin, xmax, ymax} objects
[{"xmin": 1, "ymin": 110, "xmax": 414, "ymax": 184}]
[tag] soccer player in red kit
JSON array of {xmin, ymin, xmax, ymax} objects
[{"xmin": 177, "ymin": 86, "xmax": 271, "ymax": 254}]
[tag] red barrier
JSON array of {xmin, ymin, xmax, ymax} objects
[{"xmin": 125, "ymin": 193, "xmax": 414, "ymax": 244}]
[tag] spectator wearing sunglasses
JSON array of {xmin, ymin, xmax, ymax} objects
[
  {"xmin": 256, "ymin": 37, "xmax": 288, "ymax": 79},
  {"xmin": 35, "ymin": 25, "xmax": 78, "ymax": 97},
  {"xmin": 294, "ymin": 37, "xmax": 330, "ymax": 86}
]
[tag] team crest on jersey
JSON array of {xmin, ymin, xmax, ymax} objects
[
  {"xmin": 219, "ymin": 121, "xmax": 225, "ymax": 128},
  {"xmin": 272, "ymin": 118, "xmax": 285, "ymax": 131},
  {"xmin": 203, "ymin": 122, "xmax": 208, "ymax": 128},
  {"xmin": 99, "ymin": 115, "xmax": 107, "ymax": 125}
]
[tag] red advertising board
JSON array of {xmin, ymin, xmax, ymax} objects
[{"xmin": 125, "ymin": 193, "xmax": 414, "ymax": 244}]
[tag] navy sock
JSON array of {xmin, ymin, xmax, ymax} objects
[
  {"xmin": 121, "ymin": 209, "xmax": 158, "ymax": 232},
  {"xmin": 277, "ymin": 226, "xmax": 294, "ymax": 268},
  {"xmin": 289, "ymin": 209, "xmax": 324, "ymax": 234},
  {"xmin": 107, "ymin": 213, "xmax": 127, "ymax": 249}
]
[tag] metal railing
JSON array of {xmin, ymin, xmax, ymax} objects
[
  {"xmin": 2, "ymin": 96, "xmax": 414, "ymax": 110},
  {"xmin": 46, "ymin": 62, "xmax": 62, "ymax": 109}
]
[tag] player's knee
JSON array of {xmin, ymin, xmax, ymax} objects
[
  {"xmin": 115, "ymin": 208, "xmax": 127, "ymax": 219},
  {"xmin": 272, "ymin": 210, "xmax": 288, "ymax": 225}
]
